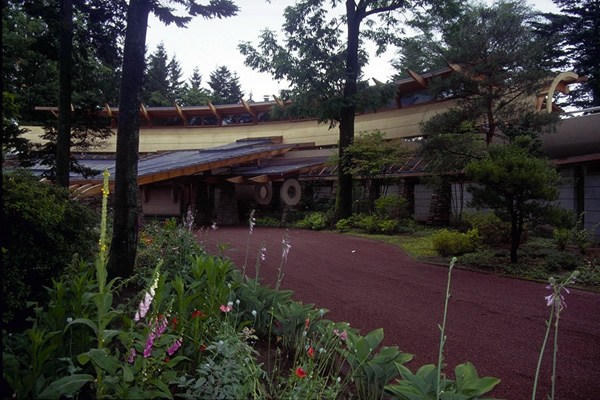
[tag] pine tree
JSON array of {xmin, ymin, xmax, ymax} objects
[
  {"xmin": 181, "ymin": 67, "xmax": 210, "ymax": 105},
  {"xmin": 144, "ymin": 43, "xmax": 170, "ymax": 106},
  {"xmin": 168, "ymin": 55, "xmax": 186, "ymax": 103},
  {"xmin": 537, "ymin": 0, "xmax": 600, "ymax": 108},
  {"xmin": 207, "ymin": 65, "xmax": 244, "ymax": 104}
]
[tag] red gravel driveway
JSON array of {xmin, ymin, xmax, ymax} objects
[{"xmin": 204, "ymin": 226, "xmax": 600, "ymax": 400}]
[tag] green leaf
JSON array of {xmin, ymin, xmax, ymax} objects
[
  {"xmin": 150, "ymin": 378, "xmax": 174, "ymax": 399},
  {"xmin": 123, "ymin": 364, "xmax": 134, "ymax": 383},
  {"xmin": 77, "ymin": 348, "xmax": 120, "ymax": 375},
  {"xmin": 38, "ymin": 374, "xmax": 94, "ymax": 399},
  {"xmin": 66, "ymin": 318, "xmax": 98, "ymax": 336}
]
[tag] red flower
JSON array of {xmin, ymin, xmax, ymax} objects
[
  {"xmin": 295, "ymin": 367, "xmax": 307, "ymax": 378},
  {"xmin": 199, "ymin": 344, "xmax": 207, "ymax": 352},
  {"xmin": 305, "ymin": 318, "xmax": 310, "ymax": 330},
  {"xmin": 164, "ymin": 357, "xmax": 170, "ymax": 363},
  {"xmin": 307, "ymin": 347, "xmax": 314, "ymax": 358},
  {"xmin": 171, "ymin": 317, "xmax": 178, "ymax": 329},
  {"xmin": 191, "ymin": 310, "xmax": 206, "ymax": 319}
]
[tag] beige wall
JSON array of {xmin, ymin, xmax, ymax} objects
[{"xmin": 23, "ymin": 101, "xmax": 451, "ymax": 152}]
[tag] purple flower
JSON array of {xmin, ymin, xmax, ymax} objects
[
  {"xmin": 167, "ymin": 337, "xmax": 183, "ymax": 356},
  {"xmin": 127, "ymin": 348, "xmax": 136, "ymax": 364}
]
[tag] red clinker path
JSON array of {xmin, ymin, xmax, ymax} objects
[{"xmin": 203, "ymin": 227, "xmax": 600, "ymax": 400}]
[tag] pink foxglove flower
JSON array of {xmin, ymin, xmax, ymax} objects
[
  {"xmin": 134, "ymin": 271, "xmax": 160, "ymax": 321},
  {"xmin": 127, "ymin": 348, "xmax": 136, "ymax": 364},
  {"xmin": 167, "ymin": 337, "xmax": 183, "ymax": 356}
]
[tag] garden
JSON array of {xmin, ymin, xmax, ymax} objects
[{"xmin": 3, "ymin": 169, "xmax": 597, "ymax": 400}]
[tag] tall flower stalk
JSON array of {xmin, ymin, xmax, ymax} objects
[
  {"xmin": 275, "ymin": 232, "xmax": 291, "ymax": 292},
  {"xmin": 531, "ymin": 270, "xmax": 579, "ymax": 400},
  {"xmin": 436, "ymin": 257, "xmax": 456, "ymax": 400},
  {"xmin": 242, "ymin": 210, "xmax": 256, "ymax": 279}
]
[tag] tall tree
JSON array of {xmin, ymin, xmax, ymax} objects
[
  {"xmin": 168, "ymin": 55, "xmax": 186, "ymax": 104},
  {"xmin": 536, "ymin": 0, "xmax": 600, "ymax": 108},
  {"xmin": 414, "ymin": 1, "xmax": 557, "ymax": 146},
  {"xmin": 143, "ymin": 43, "xmax": 170, "ymax": 106},
  {"xmin": 207, "ymin": 65, "xmax": 244, "ymax": 104},
  {"xmin": 239, "ymin": 0, "xmax": 409, "ymax": 220},
  {"xmin": 108, "ymin": 0, "xmax": 238, "ymax": 278},
  {"xmin": 181, "ymin": 67, "xmax": 210, "ymax": 105}
]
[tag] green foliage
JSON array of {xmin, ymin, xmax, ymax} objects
[
  {"xmin": 255, "ymin": 216, "xmax": 281, "ymax": 227},
  {"xmin": 344, "ymin": 328, "xmax": 413, "ymax": 400},
  {"xmin": 544, "ymin": 252, "xmax": 582, "ymax": 273},
  {"xmin": 463, "ymin": 211, "xmax": 511, "ymax": 245},
  {"xmin": 553, "ymin": 228, "xmax": 570, "ymax": 251},
  {"xmin": 432, "ymin": 229, "xmax": 481, "ymax": 257},
  {"xmin": 336, "ymin": 218, "xmax": 351, "ymax": 232},
  {"xmin": 137, "ymin": 218, "xmax": 206, "ymax": 275},
  {"xmin": 375, "ymin": 194, "xmax": 410, "ymax": 221},
  {"xmin": 175, "ymin": 323, "xmax": 264, "ymax": 399},
  {"xmin": 466, "ymin": 139, "xmax": 561, "ymax": 262},
  {"xmin": 536, "ymin": 0, "xmax": 600, "ymax": 108},
  {"xmin": 386, "ymin": 361, "xmax": 500, "ymax": 399},
  {"xmin": 208, "ymin": 65, "xmax": 244, "ymax": 105},
  {"xmin": 2, "ymin": 170, "xmax": 98, "ymax": 326},
  {"xmin": 296, "ymin": 212, "xmax": 328, "ymax": 230}
]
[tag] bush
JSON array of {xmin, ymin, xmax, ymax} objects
[
  {"xmin": 374, "ymin": 195, "xmax": 410, "ymax": 221},
  {"xmin": 553, "ymin": 228, "xmax": 570, "ymax": 251},
  {"xmin": 2, "ymin": 170, "xmax": 98, "ymax": 327},
  {"xmin": 255, "ymin": 216, "xmax": 281, "ymax": 227},
  {"xmin": 545, "ymin": 251, "xmax": 582, "ymax": 272},
  {"xmin": 432, "ymin": 228, "xmax": 481, "ymax": 257},
  {"xmin": 295, "ymin": 212, "xmax": 328, "ymax": 230},
  {"xmin": 353, "ymin": 214, "xmax": 379, "ymax": 234},
  {"xmin": 462, "ymin": 211, "xmax": 510, "ymax": 245},
  {"xmin": 336, "ymin": 218, "xmax": 351, "ymax": 232}
]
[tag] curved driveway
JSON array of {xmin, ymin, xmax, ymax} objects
[{"xmin": 204, "ymin": 227, "xmax": 600, "ymax": 400}]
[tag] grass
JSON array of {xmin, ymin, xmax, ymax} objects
[
  {"xmin": 344, "ymin": 228, "xmax": 600, "ymax": 291},
  {"xmin": 345, "ymin": 229, "xmax": 438, "ymax": 259}
]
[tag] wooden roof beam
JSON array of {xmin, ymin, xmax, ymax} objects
[
  {"xmin": 208, "ymin": 102, "xmax": 222, "ymax": 120},
  {"xmin": 140, "ymin": 103, "xmax": 151, "ymax": 121},
  {"xmin": 406, "ymin": 69, "xmax": 427, "ymax": 88},
  {"xmin": 104, "ymin": 103, "xmax": 113, "ymax": 117},
  {"xmin": 241, "ymin": 99, "xmax": 257, "ymax": 121},
  {"xmin": 174, "ymin": 102, "xmax": 187, "ymax": 126}
]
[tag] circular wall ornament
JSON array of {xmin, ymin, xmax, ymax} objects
[
  {"xmin": 254, "ymin": 182, "xmax": 273, "ymax": 205},
  {"xmin": 280, "ymin": 178, "xmax": 301, "ymax": 206}
]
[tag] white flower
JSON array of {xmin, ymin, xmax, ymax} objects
[
  {"xmin": 251, "ymin": 310, "xmax": 257, "ymax": 318},
  {"xmin": 66, "ymin": 317, "xmax": 73, "ymax": 323}
]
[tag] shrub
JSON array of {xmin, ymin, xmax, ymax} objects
[
  {"xmin": 432, "ymin": 228, "xmax": 481, "ymax": 257},
  {"xmin": 462, "ymin": 211, "xmax": 510, "ymax": 245},
  {"xmin": 137, "ymin": 218, "xmax": 205, "ymax": 275},
  {"xmin": 2, "ymin": 170, "xmax": 98, "ymax": 327},
  {"xmin": 296, "ymin": 212, "xmax": 328, "ymax": 230},
  {"xmin": 336, "ymin": 218, "xmax": 351, "ymax": 232},
  {"xmin": 255, "ymin": 216, "xmax": 280, "ymax": 227},
  {"xmin": 353, "ymin": 214, "xmax": 379, "ymax": 234},
  {"xmin": 375, "ymin": 195, "xmax": 410, "ymax": 221},
  {"xmin": 545, "ymin": 251, "xmax": 582, "ymax": 272},
  {"xmin": 378, "ymin": 219, "xmax": 400, "ymax": 234},
  {"xmin": 553, "ymin": 228, "xmax": 570, "ymax": 251}
]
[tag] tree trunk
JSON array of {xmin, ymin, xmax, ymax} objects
[
  {"xmin": 335, "ymin": 1, "xmax": 363, "ymax": 220},
  {"xmin": 56, "ymin": 0, "xmax": 73, "ymax": 188},
  {"xmin": 107, "ymin": 0, "xmax": 151, "ymax": 278}
]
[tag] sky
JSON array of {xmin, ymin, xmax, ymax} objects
[{"xmin": 145, "ymin": 0, "xmax": 559, "ymax": 102}]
